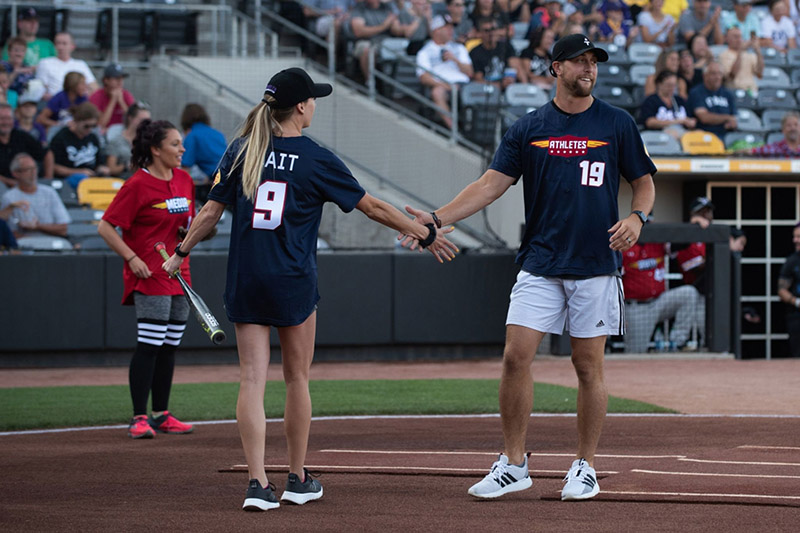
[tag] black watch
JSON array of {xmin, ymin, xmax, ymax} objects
[
  {"xmin": 632, "ymin": 210, "xmax": 648, "ymax": 225},
  {"xmin": 174, "ymin": 243, "xmax": 189, "ymax": 258}
]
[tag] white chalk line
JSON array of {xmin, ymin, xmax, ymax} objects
[
  {"xmin": 600, "ymin": 490, "xmax": 800, "ymax": 501},
  {"xmin": 319, "ymin": 449, "xmax": 685, "ymax": 460},
  {"xmin": 632, "ymin": 469, "xmax": 800, "ymax": 480},
  {"xmin": 738, "ymin": 445, "xmax": 800, "ymax": 451},
  {"xmin": 679, "ymin": 458, "xmax": 800, "ymax": 467}
]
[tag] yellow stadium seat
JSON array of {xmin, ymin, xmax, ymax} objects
[
  {"xmin": 76, "ymin": 177, "xmax": 125, "ymax": 210},
  {"xmin": 680, "ymin": 131, "xmax": 726, "ymax": 155}
]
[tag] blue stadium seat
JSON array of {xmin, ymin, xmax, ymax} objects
[
  {"xmin": 788, "ymin": 48, "xmax": 800, "ymax": 66},
  {"xmin": 761, "ymin": 109, "xmax": 786, "ymax": 131},
  {"xmin": 792, "ymin": 69, "xmax": 800, "ymax": 86},
  {"xmin": 757, "ymin": 88, "xmax": 797, "ymax": 109},
  {"xmin": 639, "ymin": 130, "xmax": 683, "ymax": 155},
  {"xmin": 759, "ymin": 47, "xmax": 786, "ymax": 66},
  {"xmin": 736, "ymin": 108, "xmax": 765, "ymax": 132},
  {"xmin": 757, "ymin": 67, "xmax": 791, "ymax": 89},
  {"xmin": 733, "ymin": 89, "xmax": 758, "ymax": 111}
]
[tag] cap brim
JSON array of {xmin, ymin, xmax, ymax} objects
[
  {"xmin": 563, "ymin": 47, "xmax": 609, "ymax": 62},
  {"xmin": 313, "ymin": 83, "xmax": 333, "ymax": 98}
]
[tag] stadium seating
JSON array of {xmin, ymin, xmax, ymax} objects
[
  {"xmin": 595, "ymin": 42, "xmax": 628, "ymax": 64},
  {"xmin": 757, "ymin": 88, "xmax": 797, "ymax": 110},
  {"xmin": 504, "ymin": 83, "xmax": 549, "ymax": 107},
  {"xmin": 592, "ymin": 86, "xmax": 634, "ymax": 109},
  {"xmin": 737, "ymin": 108, "xmax": 765, "ymax": 132},
  {"xmin": 503, "ymin": 105, "xmax": 536, "ymax": 129},
  {"xmin": 640, "ymin": 131, "xmax": 683, "ymax": 155},
  {"xmin": 733, "ymin": 89, "xmax": 757, "ymax": 111},
  {"xmin": 765, "ymin": 132, "xmax": 784, "ymax": 145},
  {"xmin": 724, "ymin": 132, "xmax": 764, "ymax": 149},
  {"xmin": 629, "ymin": 64, "xmax": 655, "ymax": 86},
  {"xmin": 510, "ymin": 39, "xmax": 529, "ymax": 56},
  {"xmin": 792, "ymin": 69, "xmax": 800, "ymax": 86},
  {"xmin": 76, "ymin": 178, "xmax": 125, "ymax": 210},
  {"xmin": 511, "ymin": 21, "xmax": 529, "ymax": 40},
  {"xmin": 40, "ymin": 178, "xmax": 79, "ymax": 208},
  {"xmin": 597, "ymin": 64, "xmax": 631, "ymax": 86},
  {"xmin": 757, "ymin": 67, "xmax": 791, "ymax": 89},
  {"xmin": 95, "ymin": 9, "xmax": 154, "ymax": 58},
  {"xmin": 16, "ymin": 235, "xmax": 73, "ymax": 252},
  {"xmin": 680, "ymin": 131, "xmax": 725, "ymax": 154},
  {"xmin": 788, "ymin": 48, "xmax": 800, "ymax": 66},
  {"xmin": 66, "ymin": 208, "xmax": 103, "ymax": 223},
  {"xmin": 761, "ymin": 109, "xmax": 786, "ymax": 132},
  {"xmin": 760, "ymin": 47, "xmax": 786, "ymax": 66},
  {"xmin": 459, "ymin": 83, "xmax": 502, "ymax": 147},
  {"xmin": 1, "ymin": 7, "xmax": 68, "ymax": 43},
  {"xmin": 628, "ymin": 42, "xmax": 661, "ymax": 64}
]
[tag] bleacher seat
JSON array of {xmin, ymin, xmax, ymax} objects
[
  {"xmin": 631, "ymin": 85, "xmax": 646, "ymax": 106},
  {"xmin": 67, "ymin": 207, "xmax": 104, "ymax": 223},
  {"xmin": 627, "ymin": 43, "xmax": 660, "ymax": 64},
  {"xmin": 640, "ymin": 131, "xmax": 683, "ymax": 155},
  {"xmin": 736, "ymin": 108, "xmax": 765, "ymax": 132},
  {"xmin": 504, "ymin": 83, "xmax": 548, "ymax": 107},
  {"xmin": 67, "ymin": 223, "xmax": 100, "ymax": 242},
  {"xmin": 96, "ymin": 9, "xmax": 154, "ymax": 58},
  {"xmin": 17, "ymin": 235, "xmax": 73, "ymax": 252},
  {"xmin": 512, "ymin": 21, "xmax": 529, "ymax": 40},
  {"xmin": 595, "ymin": 42, "xmax": 628, "ymax": 64},
  {"xmin": 792, "ymin": 69, "xmax": 800, "ymax": 86},
  {"xmin": 597, "ymin": 64, "xmax": 632, "ymax": 85},
  {"xmin": 593, "ymin": 86, "xmax": 634, "ymax": 109},
  {"xmin": 680, "ymin": 130, "xmax": 725, "ymax": 154},
  {"xmin": 757, "ymin": 88, "xmax": 797, "ymax": 109},
  {"xmin": 461, "ymin": 82, "xmax": 503, "ymax": 106},
  {"xmin": 734, "ymin": 89, "xmax": 758, "ymax": 110},
  {"xmin": 760, "ymin": 47, "xmax": 786, "ymax": 66},
  {"xmin": 788, "ymin": 48, "xmax": 800, "ymax": 66},
  {"xmin": 387, "ymin": 55, "xmax": 422, "ymax": 101},
  {"xmin": 152, "ymin": 10, "xmax": 199, "ymax": 51},
  {"xmin": 510, "ymin": 39, "xmax": 529, "ymax": 56},
  {"xmin": 1, "ymin": 7, "xmax": 68, "ymax": 43},
  {"xmin": 460, "ymin": 83, "xmax": 502, "ymax": 146},
  {"xmin": 503, "ymin": 106, "xmax": 536, "ymax": 129},
  {"xmin": 757, "ymin": 67, "xmax": 791, "ymax": 89},
  {"xmin": 765, "ymin": 132, "xmax": 784, "ymax": 145},
  {"xmin": 75, "ymin": 236, "xmax": 110, "ymax": 252},
  {"xmin": 724, "ymin": 132, "xmax": 764, "ymax": 148},
  {"xmin": 761, "ymin": 109, "xmax": 786, "ymax": 131},
  {"xmin": 629, "ymin": 64, "xmax": 655, "ymax": 86},
  {"xmin": 76, "ymin": 177, "xmax": 125, "ymax": 210},
  {"xmin": 40, "ymin": 178, "xmax": 79, "ymax": 208}
]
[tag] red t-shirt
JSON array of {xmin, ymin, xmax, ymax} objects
[
  {"xmin": 676, "ymin": 242, "xmax": 706, "ymax": 285},
  {"xmin": 102, "ymin": 168, "xmax": 195, "ymax": 305},
  {"xmin": 622, "ymin": 243, "xmax": 667, "ymax": 301},
  {"xmin": 88, "ymin": 88, "xmax": 135, "ymax": 127}
]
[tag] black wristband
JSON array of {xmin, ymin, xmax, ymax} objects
[
  {"xmin": 430, "ymin": 211, "xmax": 442, "ymax": 229},
  {"xmin": 419, "ymin": 223, "xmax": 436, "ymax": 249},
  {"xmin": 174, "ymin": 243, "xmax": 189, "ymax": 258}
]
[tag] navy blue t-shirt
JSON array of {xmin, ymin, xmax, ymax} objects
[
  {"xmin": 687, "ymin": 84, "xmax": 737, "ymax": 140},
  {"xmin": 209, "ymin": 135, "xmax": 366, "ymax": 326},
  {"xmin": 490, "ymin": 98, "xmax": 657, "ymax": 277}
]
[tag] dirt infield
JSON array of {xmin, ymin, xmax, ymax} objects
[
  {"xmin": 2, "ymin": 357, "xmax": 800, "ymax": 531},
  {"xmin": 2, "ymin": 415, "xmax": 799, "ymax": 531}
]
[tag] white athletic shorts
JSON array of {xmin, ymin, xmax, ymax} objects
[{"xmin": 506, "ymin": 271, "xmax": 624, "ymax": 338}]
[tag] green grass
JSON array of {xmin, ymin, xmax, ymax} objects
[{"xmin": 0, "ymin": 379, "xmax": 673, "ymax": 431}]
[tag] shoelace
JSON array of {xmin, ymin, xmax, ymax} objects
[
  {"xmin": 302, "ymin": 468, "xmax": 321, "ymax": 485},
  {"xmin": 489, "ymin": 460, "xmax": 509, "ymax": 482}
]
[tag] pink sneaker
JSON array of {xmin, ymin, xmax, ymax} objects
[
  {"xmin": 128, "ymin": 415, "xmax": 156, "ymax": 439},
  {"xmin": 149, "ymin": 411, "xmax": 193, "ymax": 434}
]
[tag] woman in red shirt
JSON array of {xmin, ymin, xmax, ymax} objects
[{"xmin": 98, "ymin": 119, "xmax": 195, "ymax": 439}]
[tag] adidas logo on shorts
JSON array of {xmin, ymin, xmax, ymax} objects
[{"xmin": 595, "ymin": 320, "xmax": 605, "ymax": 327}]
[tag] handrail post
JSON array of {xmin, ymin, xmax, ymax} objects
[
  {"xmin": 450, "ymin": 83, "xmax": 458, "ymax": 143},
  {"xmin": 112, "ymin": 7, "xmax": 119, "ymax": 64},
  {"xmin": 327, "ymin": 21, "xmax": 336, "ymax": 79},
  {"xmin": 367, "ymin": 48, "xmax": 376, "ymax": 101},
  {"xmin": 255, "ymin": 0, "xmax": 264, "ymax": 58}
]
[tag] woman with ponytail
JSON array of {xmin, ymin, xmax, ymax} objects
[
  {"xmin": 98, "ymin": 118, "xmax": 196, "ymax": 439},
  {"xmin": 162, "ymin": 68, "xmax": 458, "ymax": 512}
]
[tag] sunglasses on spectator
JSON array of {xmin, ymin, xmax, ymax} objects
[{"xmin": 80, "ymin": 122, "xmax": 98, "ymax": 130}]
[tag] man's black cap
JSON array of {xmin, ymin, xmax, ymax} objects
[
  {"xmin": 18, "ymin": 7, "xmax": 38, "ymax": 20},
  {"xmin": 690, "ymin": 196, "xmax": 715, "ymax": 214},
  {"xmin": 551, "ymin": 34, "xmax": 609, "ymax": 64},
  {"xmin": 264, "ymin": 68, "xmax": 332, "ymax": 109}
]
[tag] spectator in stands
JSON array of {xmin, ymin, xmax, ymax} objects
[
  {"xmin": 36, "ymin": 72, "xmax": 89, "ymax": 131},
  {"xmin": 636, "ymin": 0, "xmax": 677, "ymax": 47},
  {"xmin": 721, "ymin": 0, "xmax": 760, "ymax": 42},
  {"xmin": 0, "ymin": 68, "xmax": 14, "ymax": 108},
  {"xmin": 416, "ymin": 14, "xmax": 474, "ymax": 128},
  {"xmin": 179, "ymin": 103, "xmax": 227, "ymax": 202},
  {"xmin": 0, "ymin": 218, "xmax": 18, "ymax": 252},
  {"xmin": 1, "ymin": 8, "xmax": 55, "ymax": 66},
  {"xmin": 0, "ymin": 153, "xmax": 70, "ymax": 239},
  {"xmin": 687, "ymin": 61, "xmax": 737, "ymax": 140},
  {"xmin": 639, "ymin": 70, "xmax": 696, "ymax": 138},
  {"xmin": 35, "ymin": 32, "xmax": 98, "ymax": 102},
  {"xmin": 470, "ymin": 17, "xmax": 522, "ymax": 88},
  {"xmin": 50, "ymin": 102, "xmax": 110, "ymax": 185},
  {"xmin": 622, "ymin": 240, "xmax": 703, "ymax": 353},
  {"xmin": 527, "ymin": 0, "xmax": 567, "ymax": 39},
  {"xmin": 777, "ymin": 221, "xmax": 800, "ymax": 357},
  {"xmin": 14, "ymin": 93, "xmax": 46, "ymax": 145},
  {"xmin": 562, "ymin": 0, "xmax": 604, "ymax": 36},
  {"xmin": 301, "ymin": 0, "xmax": 354, "ymax": 44},
  {"xmin": 750, "ymin": 111, "xmax": 800, "ymax": 156},
  {"xmin": 470, "ymin": 0, "xmax": 512, "ymax": 37},
  {"xmin": 437, "ymin": 0, "xmax": 474, "ymax": 44},
  {"xmin": 106, "ymin": 103, "xmax": 151, "ymax": 178},
  {"xmin": 718, "ymin": 26, "xmax": 763, "ymax": 96},
  {"xmin": 0, "ymin": 103, "xmax": 53, "ymax": 187},
  {"xmin": 678, "ymin": 45, "xmax": 702, "ymax": 90},
  {"xmin": 661, "ymin": 0, "xmax": 688, "ymax": 22},
  {"xmin": 597, "ymin": 1, "xmax": 640, "ymax": 47},
  {"xmin": 760, "ymin": 0, "xmax": 797, "ymax": 52},
  {"xmin": 397, "ymin": 0, "xmax": 434, "ymax": 55},
  {"xmin": 349, "ymin": 0, "xmax": 400, "ymax": 80},
  {"xmin": 677, "ymin": 0, "xmax": 723, "ymax": 45},
  {"xmin": 688, "ymin": 32, "xmax": 714, "ymax": 75},
  {"xmin": 497, "ymin": 0, "xmax": 532, "ymax": 24},
  {"xmin": 643, "ymin": 49, "xmax": 688, "ymax": 98},
  {"xmin": 519, "ymin": 26, "xmax": 556, "ymax": 88},
  {"xmin": 1, "ymin": 37, "xmax": 37, "ymax": 100},
  {"xmin": 90, "ymin": 63, "xmax": 136, "ymax": 131}
]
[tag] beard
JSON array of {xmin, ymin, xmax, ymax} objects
[{"xmin": 562, "ymin": 74, "xmax": 595, "ymax": 97}]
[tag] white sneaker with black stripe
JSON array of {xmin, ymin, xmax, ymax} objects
[
  {"xmin": 467, "ymin": 454, "xmax": 532, "ymax": 499},
  {"xmin": 561, "ymin": 458, "xmax": 599, "ymax": 501}
]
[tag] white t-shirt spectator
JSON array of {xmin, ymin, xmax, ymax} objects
[
  {"xmin": 416, "ymin": 41, "xmax": 473, "ymax": 84},
  {"xmin": 35, "ymin": 56, "xmax": 97, "ymax": 96},
  {"xmin": 637, "ymin": 12, "xmax": 675, "ymax": 44},
  {"xmin": 760, "ymin": 15, "xmax": 797, "ymax": 50}
]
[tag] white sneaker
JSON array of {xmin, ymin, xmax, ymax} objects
[
  {"xmin": 467, "ymin": 454, "xmax": 532, "ymax": 499},
  {"xmin": 561, "ymin": 458, "xmax": 599, "ymax": 501}
]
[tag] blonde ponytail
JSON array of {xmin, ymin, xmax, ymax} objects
[{"xmin": 229, "ymin": 94, "xmax": 293, "ymax": 201}]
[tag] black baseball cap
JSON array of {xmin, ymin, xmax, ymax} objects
[
  {"xmin": 551, "ymin": 34, "xmax": 609, "ymax": 64},
  {"xmin": 103, "ymin": 62, "xmax": 129, "ymax": 79},
  {"xmin": 264, "ymin": 68, "xmax": 332, "ymax": 109},
  {"xmin": 690, "ymin": 196, "xmax": 715, "ymax": 214},
  {"xmin": 18, "ymin": 7, "xmax": 38, "ymax": 20}
]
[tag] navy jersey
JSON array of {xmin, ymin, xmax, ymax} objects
[
  {"xmin": 209, "ymin": 136, "xmax": 366, "ymax": 326},
  {"xmin": 490, "ymin": 98, "xmax": 657, "ymax": 277}
]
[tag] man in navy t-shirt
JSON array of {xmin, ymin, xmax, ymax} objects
[
  {"xmin": 405, "ymin": 34, "xmax": 656, "ymax": 503},
  {"xmin": 687, "ymin": 61, "xmax": 738, "ymax": 140}
]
